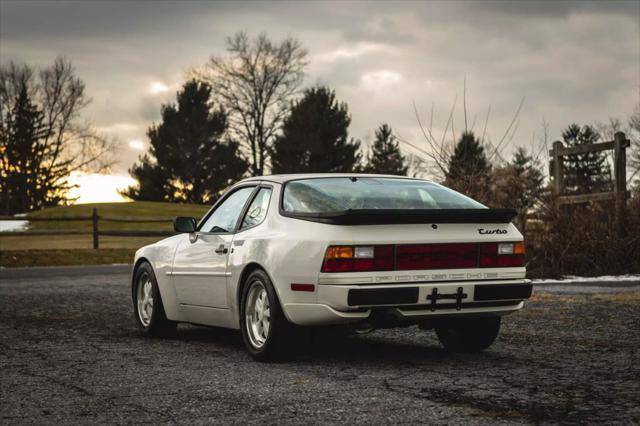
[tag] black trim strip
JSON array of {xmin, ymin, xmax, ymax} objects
[
  {"xmin": 474, "ymin": 283, "xmax": 533, "ymax": 301},
  {"xmin": 348, "ymin": 287, "xmax": 419, "ymax": 306}
]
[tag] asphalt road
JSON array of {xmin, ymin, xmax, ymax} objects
[{"xmin": 1, "ymin": 269, "xmax": 639, "ymax": 425}]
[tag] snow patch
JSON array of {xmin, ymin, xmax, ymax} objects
[
  {"xmin": 533, "ymin": 275, "xmax": 640, "ymax": 285},
  {"xmin": 0, "ymin": 220, "xmax": 29, "ymax": 232}
]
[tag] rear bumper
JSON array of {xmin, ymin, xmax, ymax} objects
[{"xmin": 283, "ymin": 280, "xmax": 531, "ymax": 326}]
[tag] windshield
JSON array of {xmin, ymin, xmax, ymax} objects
[{"xmin": 282, "ymin": 177, "xmax": 485, "ymax": 213}]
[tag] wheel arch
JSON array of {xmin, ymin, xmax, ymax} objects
[
  {"xmin": 131, "ymin": 256, "xmax": 151, "ymax": 298},
  {"xmin": 236, "ymin": 262, "xmax": 282, "ymax": 316}
]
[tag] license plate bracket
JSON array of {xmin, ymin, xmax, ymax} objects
[{"xmin": 426, "ymin": 287, "xmax": 468, "ymax": 311}]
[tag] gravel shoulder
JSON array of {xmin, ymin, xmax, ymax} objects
[{"xmin": 1, "ymin": 272, "xmax": 638, "ymax": 424}]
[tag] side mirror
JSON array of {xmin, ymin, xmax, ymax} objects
[{"xmin": 173, "ymin": 216, "xmax": 197, "ymax": 233}]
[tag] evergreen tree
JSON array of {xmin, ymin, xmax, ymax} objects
[
  {"xmin": 361, "ymin": 124, "xmax": 408, "ymax": 175},
  {"xmin": 1, "ymin": 84, "xmax": 49, "ymax": 214},
  {"xmin": 122, "ymin": 154, "xmax": 169, "ymax": 202},
  {"xmin": 511, "ymin": 147, "xmax": 545, "ymax": 211},
  {"xmin": 489, "ymin": 147, "xmax": 545, "ymax": 229},
  {"xmin": 1, "ymin": 58, "xmax": 110, "ymax": 215},
  {"xmin": 444, "ymin": 131, "xmax": 491, "ymax": 202},
  {"xmin": 270, "ymin": 86, "xmax": 361, "ymax": 173},
  {"xmin": 122, "ymin": 80, "xmax": 248, "ymax": 203},
  {"xmin": 561, "ymin": 124, "xmax": 611, "ymax": 194}
]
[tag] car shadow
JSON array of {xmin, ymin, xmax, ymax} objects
[
  {"xmin": 173, "ymin": 323, "xmax": 244, "ymax": 346},
  {"xmin": 162, "ymin": 323, "xmax": 509, "ymax": 366},
  {"xmin": 295, "ymin": 330, "xmax": 510, "ymax": 365}
]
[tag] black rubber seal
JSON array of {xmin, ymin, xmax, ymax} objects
[{"xmin": 280, "ymin": 208, "xmax": 518, "ymax": 225}]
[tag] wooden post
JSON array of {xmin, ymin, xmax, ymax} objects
[
  {"xmin": 613, "ymin": 132, "xmax": 627, "ymax": 234},
  {"xmin": 92, "ymin": 208, "xmax": 99, "ymax": 249},
  {"xmin": 551, "ymin": 141, "xmax": 565, "ymax": 197}
]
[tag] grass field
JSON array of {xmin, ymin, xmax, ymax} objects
[{"xmin": 1, "ymin": 201, "xmax": 210, "ymax": 267}]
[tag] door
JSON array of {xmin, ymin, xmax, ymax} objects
[{"xmin": 172, "ymin": 186, "xmax": 256, "ymax": 308}]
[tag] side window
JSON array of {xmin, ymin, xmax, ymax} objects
[
  {"xmin": 200, "ymin": 187, "xmax": 255, "ymax": 233},
  {"xmin": 240, "ymin": 187, "xmax": 272, "ymax": 230}
]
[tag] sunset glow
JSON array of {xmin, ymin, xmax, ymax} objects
[
  {"xmin": 148, "ymin": 81, "xmax": 170, "ymax": 95},
  {"xmin": 129, "ymin": 139, "xmax": 145, "ymax": 150},
  {"xmin": 67, "ymin": 172, "xmax": 136, "ymax": 204}
]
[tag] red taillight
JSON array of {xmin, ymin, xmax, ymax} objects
[
  {"xmin": 322, "ymin": 258, "xmax": 353, "ymax": 272},
  {"xmin": 373, "ymin": 245, "xmax": 394, "ymax": 270},
  {"xmin": 354, "ymin": 258, "xmax": 374, "ymax": 271},
  {"xmin": 479, "ymin": 243, "xmax": 498, "ymax": 267},
  {"xmin": 480, "ymin": 243, "xmax": 525, "ymax": 267},
  {"xmin": 321, "ymin": 245, "xmax": 394, "ymax": 273},
  {"xmin": 396, "ymin": 243, "xmax": 477, "ymax": 270},
  {"xmin": 321, "ymin": 242, "xmax": 525, "ymax": 273}
]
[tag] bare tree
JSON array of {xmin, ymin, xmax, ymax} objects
[
  {"xmin": 627, "ymin": 103, "xmax": 640, "ymax": 189},
  {"xmin": 201, "ymin": 32, "xmax": 308, "ymax": 176},
  {"xmin": 399, "ymin": 89, "xmax": 526, "ymax": 187},
  {"xmin": 596, "ymin": 103, "xmax": 640, "ymax": 188},
  {"xmin": 0, "ymin": 57, "xmax": 114, "ymax": 214}
]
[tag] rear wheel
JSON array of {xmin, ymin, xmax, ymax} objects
[
  {"xmin": 240, "ymin": 269, "xmax": 292, "ymax": 362},
  {"xmin": 132, "ymin": 262, "xmax": 176, "ymax": 336},
  {"xmin": 435, "ymin": 317, "xmax": 501, "ymax": 352}
]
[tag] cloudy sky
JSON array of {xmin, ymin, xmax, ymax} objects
[{"xmin": 1, "ymin": 0, "xmax": 638, "ymax": 201}]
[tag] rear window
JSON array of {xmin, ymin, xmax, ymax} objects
[{"xmin": 282, "ymin": 177, "xmax": 485, "ymax": 213}]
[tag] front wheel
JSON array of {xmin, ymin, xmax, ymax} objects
[
  {"xmin": 435, "ymin": 317, "xmax": 501, "ymax": 352},
  {"xmin": 240, "ymin": 269, "xmax": 292, "ymax": 362}
]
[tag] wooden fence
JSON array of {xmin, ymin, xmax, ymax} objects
[
  {"xmin": 0, "ymin": 208, "xmax": 174, "ymax": 249},
  {"xmin": 549, "ymin": 131, "xmax": 630, "ymax": 231}
]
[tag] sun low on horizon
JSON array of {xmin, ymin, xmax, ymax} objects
[
  {"xmin": 67, "ymin": 172, "xmax": 136, "ymax": 204},
  {"xmin": 64, "ymin": 135, "xmax": 149, "ymax": 205}
]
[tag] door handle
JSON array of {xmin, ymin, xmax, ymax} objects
[{"xmin": 215, "ymin": 244, "xmax": 228, "ymax": 255}]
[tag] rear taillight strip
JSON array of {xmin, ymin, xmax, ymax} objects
[{"xmin": 321, "ymin": 242, "xmax": 525, "ymax": 273}]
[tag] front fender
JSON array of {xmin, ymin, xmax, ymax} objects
[{"xmin": 132, "ymin": 235, "xmax": 185, "ymax": 321}]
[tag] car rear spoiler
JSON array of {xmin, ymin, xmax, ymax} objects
[{"xmin": 282, "ymin": 208, "xmax": 518, "ymax": 225}]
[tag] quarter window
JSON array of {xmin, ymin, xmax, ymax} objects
[
  {"xmin": 240, "ymin": 187, "xmax": 272, "ymax": 230},
  {"xmin": 200, "ymin": 187, "xmax": 255, "ymax": 233}
]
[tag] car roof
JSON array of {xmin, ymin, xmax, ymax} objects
[{"xmin": 238, "ymin": 173, "xmax": 433, "ymax": 185}]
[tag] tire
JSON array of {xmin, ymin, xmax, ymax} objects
[
  {"xmin": 239, "ymin": 269, "xmax": 292, "ymax": 362},
  {"xmin": 132, "ymin": 261, "xmax": 176, "ymax": 337},
  {"xmin": 435, "ymin": 317, "xmax": 501, "ymax": 352}
]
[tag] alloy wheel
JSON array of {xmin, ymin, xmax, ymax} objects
[
  {"xmin": 137, "ymin": 272, "xmax": 154, "ymax": 326},
  {"xmin": 245, "ymin": 282, "xmax": 271, "ymax": 348}
]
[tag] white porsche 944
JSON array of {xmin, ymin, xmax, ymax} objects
[{"xmin": 131, "ymin": 174, "xmax": 532, "ymax": 361}]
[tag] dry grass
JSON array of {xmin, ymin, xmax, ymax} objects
[
  {"xmin": 0, "ymin": 234, "xmax": 161, "ymax": 251},
  {"xmin": 1, "ymin": 249, "xmax": 135, "ymax": 267}
]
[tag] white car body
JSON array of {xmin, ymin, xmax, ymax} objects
[{"xmin": 132, "ymin": 174, "xmax": 531, "ymax": 333}]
